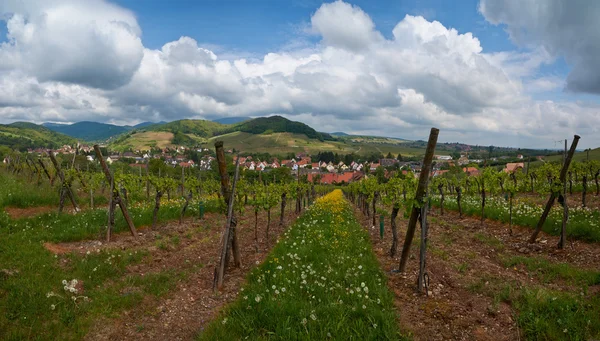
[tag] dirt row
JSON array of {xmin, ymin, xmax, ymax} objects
[
  {"xmin": 44, "ymin": 206, "xmax": 299, "ymax": 341},
  {"xmin": 357, "ymin": 206, "xmax": 600, "ymax": 340}
]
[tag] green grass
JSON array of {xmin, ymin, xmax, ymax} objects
[
  {"xmin": 515, "ymin": 288, "xmax": 600, "ymax": 341},
  {"xmin": 0, "ymin": 189, "xmax": 221, "ymax": 340},
  {"xmin": 502, "ymin": 255, "xmax": 600, "ymax": 286},
  {"xmin": 473, "ymin": 232, "xmax": 505, "ymax": 251},
  {"xmin": 431, "ymin": 195, "xmax": 600, "ymax": 242},
  {"xmin": 198, "ymin": 190, "xmax": 405, "ymax": 340},
  {"xmin": 466, "ymin": 273, "xmax": 600, "ymax": 341}
]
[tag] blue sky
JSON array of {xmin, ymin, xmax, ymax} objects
[
  {"xmin": 1, "ymin": 0, "xmax": 599, "ymax": 148},
  {"xmin": 116, "ymin": 0, "xmax": 513, "ymax": 54}
]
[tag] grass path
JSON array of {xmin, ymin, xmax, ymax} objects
[{"xmin": 198, "ymin": 190, "xmax": 406, "ymax": 340}]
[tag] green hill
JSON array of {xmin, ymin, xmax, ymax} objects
[
  {"xmin": 150, "ymin": 119, "xmax": 225, "ymax": 137},
  {"xmin": 0, "ymin": 122, "xmax": 78, "ymax": 151},
  {"xmin": 542, "ymin": 147, "xmax": 600, "ymax": 163},
  {"xmin": 225, "ymin": 116, "xmax": 330, "ymax": 141},
  {"xmin": 110, "ymin": 116, "xmax": 336, "ymax": 152}
]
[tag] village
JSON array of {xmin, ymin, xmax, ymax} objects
[{"xmin": 11, "ymin": 143, "xmax": 530, "ymax": 184}]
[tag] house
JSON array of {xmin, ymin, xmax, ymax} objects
[
  {"xmin": 106, "ymin": 156, "xmax": 120, "ymax": 164},
  {"xmin": 271, "ymin": 161, "xmax": 280, "ymax": 168},
  {"xmin": 307, "ymin": 171, "xmax": 363, "ymax": 184},
  {"xmin": 179, "ymin": 162, "xmax": 193, "ymax": 168},
  {"xmin": 297, "ymin": 157, "xmax": 311, "ymax": 168},
  {"xmin": 86, "ymin": 155, "xmax": 95, "ymax": 162},
  {"xmin": 379, "ymin": 158, "xmax": 398, "ymax": 167},
  {"xmin": 369, "ymin": 163, "xmax": 380, "ymax": 172},
  {"xmin": 326, "ymin": 164, "xmax": 335, "ymax": 173},
  {"xmin": 311, "ymin": 162, "xmax": 320, "ymax": 169},
  {"xmin": 457, "ymin": 155, "xmax": 469, "ymax": 166},
  {"xmin": 432, "ymin": 170, "xmax": 449, "ymax": 177},
  {"xmin": 463, "ymin": 167, "xmax": 480, "ymax": 177},
  {"xmin": 123, "ymin": 151, "xmax": 137, "ymax": 158},
  {"xmin": 517, "ymin": 154, "xmax": 524, "ymax": 159},
  {"xmin": 504, "ymin": 163, "xmax": 524, "ymax": 173},
  {"xmin": 435, "ymin": 155, "xmax": 453, "ymax": 160}
]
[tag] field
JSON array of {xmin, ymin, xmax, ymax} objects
[
  {"xmin": 111, "ymin": 131, "xmax": 175, "ymax": 151},
  {"xmin": 203, "ymin": 131, "xmax": 427, "ymax": 157},
  {"xmin": 2, "ymin": 157, "xmax": 600, "ymax": 340}
]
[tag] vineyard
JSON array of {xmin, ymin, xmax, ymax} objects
[{"xmin": 1, "ymin": 134, "xmax": 600, "ymax": 340}]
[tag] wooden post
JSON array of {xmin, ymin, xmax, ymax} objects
[
  {"xmin": 399, "ymin": 128, "xmax": 438, "ymax": 273},
  {"xmin": 48, "ymin": 151, "xmax": 80, "ymax": 213},
  {"xmin": 214, "ymin": 154, "xmax": 241, "ymax": 290},
  {"xmin": 214, "ymin": 142, "xmax": 241, "ymax": 267},
  {"xmin": 93, "ymin": 145, "xmax": 137, "ymax": 237},
  {"xmin": 558, "ymin": 140, "xmax": 568, "ymax": 249},
  {"xmin": 417, "ymin": 194, "xmax": 429, "ymax": 294},
  {"xmin": 38, "ymin": 159, "xmax": 52, "ymax": 184},
  {"xmin": 146, "ymin": 161, "xmax": 150, "ymax": 199},
  {"xmin": 530, "ymin": 135, "xmax": 579, "ymax": 243},
  {"xmin": 181, "ymin": 166, "xmax": 185, "ymax": 196},
  {"xmin": 107, "ymin": 174, "xmax": 114, "ymax": 242}
]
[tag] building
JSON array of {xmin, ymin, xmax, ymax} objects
[
  {"xmin": 463, "ymin": 167, "xmax": 480, "ymax": 177},
  {"xmin": 504, "ymin": 163, "xmax": 524, "ymax": 173},
  {"xmin": 379, "ymin": 158, "xmax": 398, "ymax": 167}
]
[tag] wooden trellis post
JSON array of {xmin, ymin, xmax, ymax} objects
[
  {"xmin": 93, "ymin": 145, "xmax": 137, "ymax": 239},
  {"xmin": 38, "ymin": 159, "xmax": 53, "ymax": 185},
  {"xmin": 529, "ymin": 135, "xmax": 579, "ymax": 243},
  {"xmin": 47, "ymin": 151, "xmax": 80, "ymax": 213},
  {"xmin": 214, "ymin": 149, "xmax": 241, "ymax": 291},
  {"xmin": 398, "ymin": 128, "xmax": 438, "ymax": 273}
]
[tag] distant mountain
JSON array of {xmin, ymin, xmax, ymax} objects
[
  {"xmin": 42, "ymin": 120, "xmax": 167, "ymax": 141},
  {"xmin": 212, "ymin": 116, "xmax": 251, "ymax": 124},
  {"xmin": 1, "ymin": 122, "xmax": 77, "ymax": 151},
  {"xmin": 43, "ymin": 121, "xmax": 129, "ymax": 141},
  {"xmin": 331, "ymin": 132, "xmax": 349, "ymax": 136}
]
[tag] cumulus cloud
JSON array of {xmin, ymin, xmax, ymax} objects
[
  {"xmin": 480, "ymin": 0, "xmax": 600, "ymax": 95},
  {"xmin": 0, "ymin": 0, "xmax": 143, "ymax": 89},
  {"xmin": 310, "ymin": 1, "xmax": 383, "ymax": 51},
  {"xmin": 0, "ymin": 0, "xmax": 599, "ymax": 148}
]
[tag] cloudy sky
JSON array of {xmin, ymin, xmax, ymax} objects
[{"xmin": 1, "ymin": 0, "xmax": 599, "ymax": 148}]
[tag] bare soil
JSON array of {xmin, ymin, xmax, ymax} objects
[
  {"xmin": 356, "ymin": 206, "xmax": 600, "ymax": 341},
  {"xmin": 67, "ymin": 207, "xmax": 300, "ymax": 341}
]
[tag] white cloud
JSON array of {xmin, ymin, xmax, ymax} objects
[
  {"xmin": 480, "ymin": 0, "xmax": 600, "ymax": 95},
  {"xmin": 0, "ymin": 0, "xmax": 143, "ymax": 89},
  {"xmin": 0, "ymin": 0, "xmax": 599, "ymax": 148},
  {"xmin": 310, "ymin": 1, "xmax": 383, "ymax": 51}
]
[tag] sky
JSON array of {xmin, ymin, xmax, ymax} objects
[{"xmin": 1, "ymin": 0, "xmax": 599, "ymax": 149}]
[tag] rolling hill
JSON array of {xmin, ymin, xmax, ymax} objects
[
  {"xmin": 0, "ymin": 122, "xmax": 78, "ymax": 151},
  {"xmin": 541, "ymin": 147, "xmax": 600, "ymax": 163},
  {"xmin": 108, "ymin": 116, "xmax": 430, "ymax": 156}
]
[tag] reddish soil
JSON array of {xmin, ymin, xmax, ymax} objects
[
  {"xmin": 72, "ymin": 207, "xmax": 300, "ymax": 341},
  {"xmin": 356, "ymin": 206, "xmax": 600, "ymax": 341},
  {"xmin": 5, "ymin": 203, "xmax": 107, "ymax": 219}
]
